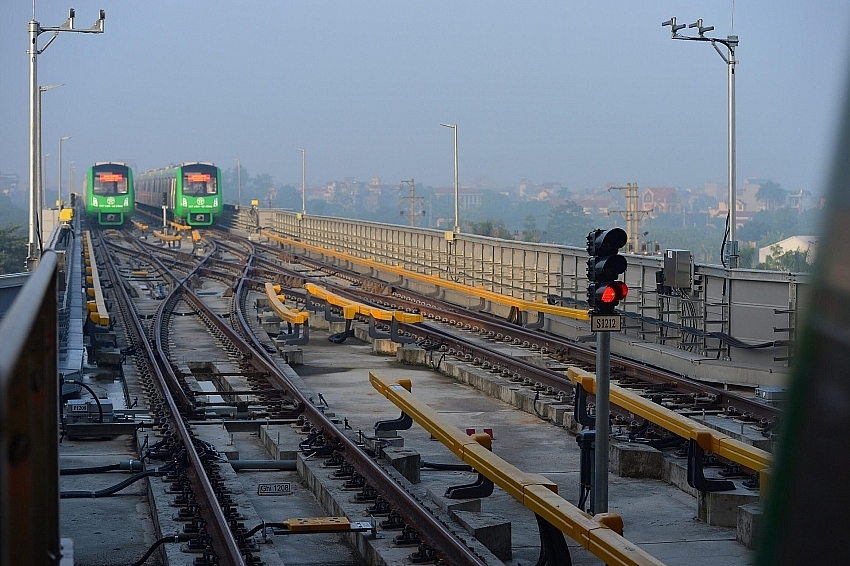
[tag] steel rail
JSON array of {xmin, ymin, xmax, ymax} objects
[
  {"xmin": 135, "ymin": 230, "xmax": 490, "ymax": 565},
  {"xmin": 94, "ymin": 230, "xmax": 247, "ymax": 566}
]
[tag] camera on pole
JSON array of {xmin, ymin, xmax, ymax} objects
[{"xmin": 586, "ymin": 228, "xmax": 629, "ymax": 316}]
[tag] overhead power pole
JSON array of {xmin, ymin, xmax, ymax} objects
[
  {"xmin": 608, "ymin": 183, "xmax": 653, "ymax": 253},
  {"xmin": 26, "ymin": 7, "xmax": 105, "ymax": 270},
  {"xmin": 399, "ymin": 179, "xmax": 425, "ymax": 227}
]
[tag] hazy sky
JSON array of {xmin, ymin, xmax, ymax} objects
[{"xmin": 1, "ymin": 1, "xmax": 849, "ymax": 196}]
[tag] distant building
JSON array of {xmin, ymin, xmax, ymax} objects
[
  {"xmin": 577, "ymin": 195, "xmax": 615, "ymax": 215},
  {"xmin": 0, "ymin": 172, "xmax": 20, "ymax": 196},
  {"xmin": 759, "ymin": 235, "xmax": 818, "ymax": 264},
  {"xmin": 640, "ymin": 187, "xmax": 681, "ymax": 215},
  {"xmin": 433, "ymin": 186, "xmax": 482, "ymax": 209}
]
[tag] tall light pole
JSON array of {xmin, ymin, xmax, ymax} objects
[
  {"xmin": 58, "ymin": 136, "xmax": 71, "ymax": 208},
  {"xmin": 37, "ymin": 84, "xmax": 62, "ymax": 218},
  {"xmin": 42, "ymin": 153, "xmax": 50, "ymax": 211},
  {"xmin": 440, "ymin": 123, "xmax": 459, "ymax": 232},
  {"xmin": 27, "ymin": 8, "xmax": 105, "ymax": 269},
  {"xmin": 663, "ymin": 17, "xmax": 739, "ymax": 268},
  {"xmin": 234, "ymin": 158, "xmax": 242, "ymax": 208},
  {"xmin": 68, "ymin": 160, "xmax": 75, "ymax": 204},
  {"xmin": 297, "ymin": 148, "xmax": 306, "ymax": 215}
]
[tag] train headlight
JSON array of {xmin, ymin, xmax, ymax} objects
[
  {"xmin": 182, "ymin": 198, "xmax": 188, "ymax": 207},
  {"xmin": 92, "ymin": 197, "xmax": 98, "ymax": 206},
  {"xmin": 124, "ymin": 197, "xmax": 129, "ymax": 206},
  {"xmin": 213, "ymin": 198, "xmax": 218, "ymax": 207}
]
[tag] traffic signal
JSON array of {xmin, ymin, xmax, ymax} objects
[
  {"xmin": 586, "ymin": 228, "xmax": 629, "ymax": 314},
  {"xmin": 162, "ymin": 191, "xmax": 167, "ymax": 206}
]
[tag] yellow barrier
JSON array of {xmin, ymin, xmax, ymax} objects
[
  {"xmin": 168, "ymin": 219, "xmax": 192, "ymax": 232},
  {"xmin": 566, "ymin": 367, "xmax": 771, "ymax": 474},
  {"xmin": 191, "ymin": 230, "xmax": 202, "ymax": 243},
  {"xmin": 264, "ymin": 283, "xmax": 309, "ymax": 325},
  {"xmin": 304, "ymin": 282, "xmax": 424, "ymax": 324},
  {"xmin": 152, "ymin": 230, "xmax": 182, "ymax": 243},
  {"xmin": 132, "ymin": 220, "xmax": 149, "ymax": 232},
  {"xmin": 82, "ymin": 231, "xmax": 110, "ymax": 326},
  {"xmin": 370, "ymin": 372, "xmax": 666, "ymax": 566},
  {"xmin": 263, "ymin": 230, "xmax": 589, "ymax": 322}
]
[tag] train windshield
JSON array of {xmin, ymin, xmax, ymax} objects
[
  {"xmin": 182, "ymin": 169, "xmax": 218, "ymax": 197},
  {"xmin": 93, "ymin": 171, "xmax": 129, "ymax": 195}
]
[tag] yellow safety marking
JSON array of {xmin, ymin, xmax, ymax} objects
[
  {"xmin": 59, "ymin": 208, "xmax": 73, "ymax": 222},
  {"xmin": 131, "ymin": 270, "xmax": 149, "ymax": 277},
  {"xmin": 264, "ymin": 283, "xmax": 309, "ymax": 325},
  {"xmin": 282, "ymin": 517, "xmax": 351, "ymax": 532},
  {"xmin": 191, "ymin": 230, "xmax": 202, "ymax": 242},
  {"xmin": 82, "ymin": 231, "xmax": 110, "ymax": 327},
  {"xmin": 262, "ymin": 230, "xmax": 589, "ymax": 321},
  {"xmin": 566, "ymin": 366, "xmax": 771, "ymax": 488},
  {"xmin": 152, "ymin": 230, "xmax": 182, "ymax": 242},
  {"xmin": 132, "ymin": 220, "xmax": 149, "ymax": 231},
  {"xmin": 304, "ymin": 282, "xmax": 423, "ymax": 324},
  {"xmin": 370, "ymin": 372, "xmax": 665, "ymax": 566}
]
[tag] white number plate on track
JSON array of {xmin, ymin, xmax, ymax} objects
[
  {"xmin": 590, "ymin": 314, "xmax": 622, "ymax": 332},
  {"xmin": 258, "ymin": 482, "xmax": 294, "ymax": 496}
]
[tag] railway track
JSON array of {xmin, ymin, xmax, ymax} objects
[
  {"xmin": 64, "ymin": 223, "xmax": 772, "ymax": 565},
  {"xmin": 90, "ymin": 226, "xmax": 492, "ymax": 566}
]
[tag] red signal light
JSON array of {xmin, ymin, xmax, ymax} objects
[{"xmin": 599, "ymin": 281, "xmax": 628, "ymax": 304}]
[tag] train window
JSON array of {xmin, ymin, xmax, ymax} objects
[
  {"xmin": 183, "ymin": 172, "xmax": 217, "ymax": 197},
  {"xmin": 93, "ymin": 172, "xmax": 128, "ymax": 195}
]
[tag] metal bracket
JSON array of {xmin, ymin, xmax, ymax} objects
[
  {"xmin": 374, "ymin": 410, "xmax": 412, "ymax": 433},
  {"xmin": 444, "ymin": 472, "xmax": 494, "ymax": 499},
  {"xmin": 368, "ymin": 317, "xmax": 416, "ymax": 344},
  {"xmin": 534, "ymin": 513, "xmax": 573, "ymax": 566},
  {"xmin": 573, "ymin": 383, "xmax": 595, "ymax": 428},
  {"xmin": 687, "ymin": 438, "xmax": 735, "ymax": 492},
  {"xmin": 278, "ymin": 322, "xmax": 309, "ymax": 346}
]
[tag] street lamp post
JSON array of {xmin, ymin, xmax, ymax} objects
[
  {"xmin": 42, "ymin": 153, "xmax": 50, "ymax": 212},
  {"xmin": 297, "ymin": 148, "xmax": 306, "ymax": 215},
  {"xmin": 663, "ymin": 17, "xmax": 739, "ymax": 268},
  {"xmin": 235, "ymin": 158, "xmax": 242, "ymax": 208},
  {"xmin": 58, "ymin": 136, "xmax": 71, "ymax": 208},
  {"xmin": 439, "ymin": 123, "xmax": 459, "ymax": 232},
  {"xmin": 37, "ymin": 84, "xmax": 62, "ymax": 219},
  {"xmin": 68, "ymin": 160, "xmax": 75, "ymax": 204},
  {"xmin": 26, "ymin": 8, "xmax": 105, "ymax": 269}
]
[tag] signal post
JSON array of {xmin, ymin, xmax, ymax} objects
[{"xmin": 586, "ymin": 228, "xmax": 628, "ymax": 515}]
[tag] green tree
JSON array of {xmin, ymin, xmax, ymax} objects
[
  {"xmin": 521, "ymin": 215, "xmax": 543, "ymax": 242},
  {"xmin": 469, "ymin": 219, "xmax": 513, "ymax": 239},
  {"xmin": 738, "ymin": 244, "xmax": 758, "ymax": 268},
  {"xmin": 755, "ymin": 181, "xmax": 787, "ymax": 211},
  {"xmin": 758, "ymin": 245, "xmax": 812, "ymax": 272},
  {"xmin": 544, "ymin": 202, "xmax": 597, "ymax": 247},
  {"xmin": 0, "ymin": 225, "xmax": 27, "ymax": 274}
]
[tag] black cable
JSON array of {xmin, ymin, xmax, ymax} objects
[
  {"xmin": 720, "ymin": 214, "xmax": 729, "ymax": 268},
  {"xmin": 129, "ymin": 533, "xmax": 194, "ymax": 566},
  {"xmin": 60, "ymin": 460, "xmax": 176, "ymax": 499},
  {"xmin": 60, "ymin": 463, "xmax": 121, "ymax": 475}
]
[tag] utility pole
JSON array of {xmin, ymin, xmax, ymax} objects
[
  {"xmin": 440, "ymin": 123, "xmax": 460, "ymax": 232},
  {"xmin": 663, "ymin": 16, "xmax": 739, "ymax": 268},
  {"xmin": 399, "ymin": 179, "xmax": 425, "ymax": 227},
  {"xmin": 26, "ymin": 7, "xmax": 105, "ymax": 269},
  {"xmin": 297, "ymin": 148, "xmax": 306, "ymax": 215},
  {"xmin": 58, "ymin": 135, "xmax": 70, "ymax": 208},
  {"xmin": 234, "ymin": 158, "xmax": 242, "ymax": 208},
  {"xmin": 608, "ymin": 183, "xmax": 653, "ymax": 253}
]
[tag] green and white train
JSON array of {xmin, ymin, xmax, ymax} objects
[
  {"xmin": 84, "ymin": 162, "xmax": 134, "ymax": 226},
  {"xmin": 135, "ymin": 162, "xmax": 222, "ymax": 226}
]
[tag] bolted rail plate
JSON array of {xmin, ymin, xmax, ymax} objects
[{"xmin": 590, "ymin": 314, "xmax": 622, "ymax": 332}]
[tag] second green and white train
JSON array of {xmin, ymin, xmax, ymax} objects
[{"xmin": 135, "ymin": 162, "xmax": 222, "ymax": 226}]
